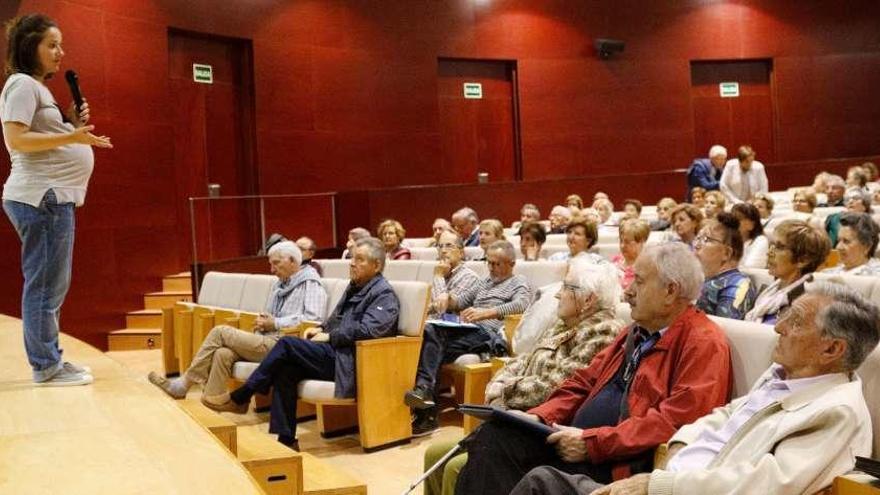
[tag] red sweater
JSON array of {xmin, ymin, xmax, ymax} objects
[{"xmin": 529, "ymin": 305, "xmax": 731, "ymax": 475}]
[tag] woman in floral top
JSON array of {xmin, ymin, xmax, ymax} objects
[{"xmin": 611, "ymin": 219, "xmax": 649, "ymax": 290}]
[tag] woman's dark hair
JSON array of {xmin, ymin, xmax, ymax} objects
[
  {"xmin": 518, "ymin": 221, "xmax": 546, "ymax": 244},
  {"xmin": 731, "ymin": 203, "xmax": 764, "ymax": 240},
  {"xmin": 5, "ymin": 14, "xmax": 57, "ymax": 77},
  {"xmin": 712, "ymin": 212, "xmax": 744, "ymax": 261},
  {"xmin": 839, "ymin": 212, "xmax": 880, "ymax": 258}
]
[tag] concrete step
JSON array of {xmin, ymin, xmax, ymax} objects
[
  {"xmin": 125, "ymin": 309, "xmax": 163, "ymax": 328},
  {"xmin": 163, "ymin": 272, "xmax": 192, "ymax": 293},
  {"xmin": 144, "ymin": 291, "xmax": 192, "ymax": 310},
  {"xmin": 107, "ymin": 328, "xmax": 162, "ymax": 351}
]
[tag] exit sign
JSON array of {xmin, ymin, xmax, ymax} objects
[
  {"xmin": 193, "ymin": 63, "xmax": 213, "ymax": 84},
  {"xmin": 719, "ymin": 82, "xmax": 740, "ymax": 98},
  {"xmin": 463, "ymin": 82, "xmax": 483, "ymax": 99}
]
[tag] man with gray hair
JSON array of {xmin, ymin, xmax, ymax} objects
[
  {"xmin": 549, "ymin": 205, "xmax": 573, "ymax": 234},
  {"xmin": 686, "ymin": 144, "xmax": 727, "ymax": 202},
  {"xmin": 455, "ymin": 243, "xmax": 732, "ymax": 494},
  {"xmin": 295, "ymin": 235, "xmax": 323, "ymax": 276},
  {"xmin": 820, "ymin": 174, "xmax": 847, "ymax": 207},
  {"xmin": 203, "ymin": 237, "xmax": 400, "ymax": 450},
  {"xmin": 520, "ymin": 282, "xmax": 879, "ymax": 495},
  {"xmin": 148, "ymin": 240, "xmax": 327, "ymax": 401},
  {"xmin": 451, "ymin": 206, "xmax": 481, "ymax": 247},
  {"xmin": 406, "ymin": 240, "xmax": 532, "ymax": 435}
]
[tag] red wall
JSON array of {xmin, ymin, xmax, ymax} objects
[{"xmin": 1, "ymin": 0, "xmax": 879, "ymax": 348}]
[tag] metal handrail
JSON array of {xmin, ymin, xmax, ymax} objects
[{"xmin": 188, "ymin": 192, "xmax": 337, "ymax": 296}]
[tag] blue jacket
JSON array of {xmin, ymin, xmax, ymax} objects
[
  {"xmin": 696, "ymin": 268, "xmax": 756, "ymax": 320},
  {"xmin": 464, "ymin": 229, "xmax": 480, "ymax": 247},
  {"xmin": 326, "ymin": 274, "xmax": 400, "ymax": 398},
  {"xmin": 686, "ymin": 158, "xmax": 722, "ymax": 201}
]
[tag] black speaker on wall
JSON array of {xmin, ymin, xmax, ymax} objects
[{"xmin": 595, "ymin": 38, "xmax": 625, "ymax": 59}]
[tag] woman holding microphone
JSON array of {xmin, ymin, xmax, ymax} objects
[{"xmin": 2, "ymin": 14, "xmax": 112, "ymax": 386}]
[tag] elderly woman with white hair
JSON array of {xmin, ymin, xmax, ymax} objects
[
  {"xmin": 548, "ymin": 205, "xmax": 573, "ymax": 234},
  {"xmin": 825, "ymin": 188, "xmax": 873, "ymax": 245}
]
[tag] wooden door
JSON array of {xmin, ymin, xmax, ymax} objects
[
  {"xmin": 690, "ymin": 60, "xmax": 775, "ymax": 164},
  {"xmin": 437, "ymin": 59, "xmax": 521, "ymax": 183},
  {"xmin": 169, "ymin": 30, "xmax": 258, "ymax": 265}
]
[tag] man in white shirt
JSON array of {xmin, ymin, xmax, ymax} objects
[
  {"xmin": 719, "ymin": 145, "xmax": 768, "ymax": 205},
  {"xmin": 509, "ymin": 282, "xmax": 879, "ymax": 495}
]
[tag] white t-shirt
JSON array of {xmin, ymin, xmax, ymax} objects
[{"xmin": 1, "ymin": 73, "xmax": 94, "ymax": 207}]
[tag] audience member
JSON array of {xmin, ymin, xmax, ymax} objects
[
  {"xmin": 203, "ymin": 238, "xmax": 400, "ymax": 450},
  {"xmin": 694, "ymin": 213, "xmax": 756, "ymax": 320},
  {"xmin": 566, "ymin": 194, "xmax": 584, "ymax": 212},
  {"xmin": 621, "ymin": 199, "xmax": 642, "ymax": 222},
  {"xmin": 593, "ymin": 192, "xmax": 609, "ymax": 202},
  {"xmin": 405, "ymin": 240, "xmax": 531, "ymax": 435},
  {"xmin": 341, "ymin": 227, "xmax": 370, "ymax": 259},
  {"xmin": 811, "ymin": 171, "xmax": 831, "ymax": 196},
  {"xmin": 514, "ymin": 203, "xmax": 542, "ymax": 230},
  {"xmin": 148, "ymin": 241, "xmax": 327, "ymax": 401},
  {"xmin": 429, "ymin": 230, "xmax": 481, "ymax": 320},
  {"xmin": 650, "ymin": 197, "xmax": 677, "ymax": 231},
  {"xmin": 513, "ymin": 282, "xmax": 879, "ymax": 495},
  {"xmin": 548, "ymin": 217, "xmax": 603, "ymax": 263},
  {"xmin": 668, "ymin": 203, "xmax": 703, "ymax": 247},
  {"xmin": 690, "ymin": 187, "xmax": 707, "ymax": 209},
  {"xmin": 452, "ymin": 207, "xmax": 481, "ymax": 246},
  {"xmin": 703, "ymin": 190, "xmax": 725, "ymax": 219},
  {"xmin": 846, "ymin": 165, "xmax": 869, "ymax": 191},
  {"xmin": 819, "ymin": 174, "xmax": 846, "ymax": 207},
  {"xmin": 732, "ymin": 203, "xmax": 769, "ymax": 269},
  {"xmin": 454, "ymin": 243, "xmax": 731, "ymax": 494},
  {"xmin": 862, "ymin": 161, "xmax": 879, "ymax": 183},
  {"xmin": 791, "ymin": 188, "xmax": 817, "ymax": 214},
  {"xmin": 720, "ymin": 145, "xmax": 768, "ymax": 205},
  {"xmin": 519, "ymin": 221, "xmax": 547, "ymax": 261},
  {"xmin": 686, "ymin": 144, "xmax": 727, "ymax": 201},
  {"xmin": 428, "ymin": 218, "xmax": 453, "ymax": 247},
  {"xmin": 745, "ymin": 220, "xmax": 830, "ymax": 324},
  {"xmin": 750, "ymin": 192, "xmax": 775, "ymax": 227},
  {"xmin": 295, "ymin": 236, "xmax": 323, "ymax": 276},
  {"xmin": 823, "ymin": 212, "xmax": 880, "ymax": 276},
  {"xmin": 825, "ymin": 188, "xmax": 872, "ymax": 245},
  {"xmin": 579, "ymin": 207, "xmax": 601, "ymax": 226},
  {"xmin": 611, "ymin": 219, "xmax": 649, "ymax": 290},
  {"xmin": 476, "ymin": 219, "xmax": 506, "ymax": 260},
  {"xmin": 421, "ymin": 259, "xmax": 622, "ymax": 495},
  {"xmin": 592, "ymin": 198, "xmax": 614, "ymax": 226},
  {"xmin": 549, "ymin": 205, "xmax": 573, "ymax": 234},
  {"xmin": 378, "ymin": 219, "xmax": 411, "ymax": 260}
]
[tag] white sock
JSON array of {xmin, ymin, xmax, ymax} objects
[{"xmin": 168, "ymin": 377, "xmax": 190, "ymax": 396}]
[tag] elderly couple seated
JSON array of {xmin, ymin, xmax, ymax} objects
[
  {"xmin": 422, "ymin": 242, "xmax": 880, "ymax": 495},
  {"xmin": 150, "ymin": 238, "xmax": 400, "ymax": 451}
]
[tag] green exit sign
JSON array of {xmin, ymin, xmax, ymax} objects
[
  {"xmin": 719, "ymin": 82, "xmax": 740, "ymax": 98},
  {"xmin": 193, "ymin": 63, "xmax": 213, "ymax": 84},
  {"xmin": 463, "ymin": 82, "xmax": 483, "ymax": 99}
]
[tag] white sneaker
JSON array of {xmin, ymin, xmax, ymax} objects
[
  {"xmin": 36, "ymin": 368, "xmax": 94, "ymax": 387},
  {"xmin": 63, "ymin": 361, "xmax": 92, "ymax": 375}
]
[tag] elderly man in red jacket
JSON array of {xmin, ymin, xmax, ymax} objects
[{"xmin": 454, "ymin": 242, "xmax": 732, "ymax": 495}]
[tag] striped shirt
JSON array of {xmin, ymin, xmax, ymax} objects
[
  {"xmin": 261, "ymin": 266, "xmax": 327, "ymax": 334},
  {"xmin": 454, "ymin": 274, "xmax": 532, "ymax": 334},
  {"xmin": 430, "ymin": 263, "xmax": 481, "ymax": 318}
]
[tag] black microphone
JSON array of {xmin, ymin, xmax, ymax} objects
[{"xmin": 64, "ymin": 70, "xmax": 84, "ymax": 113}]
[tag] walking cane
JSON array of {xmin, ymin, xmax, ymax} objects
[{"xmin": 400, "ymin": 441, "xmax": 465, "ymax": 495}]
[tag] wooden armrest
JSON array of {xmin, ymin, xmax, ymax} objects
[
  {"xmin": 653, "ymin": 443, "xmax": 669, "ymax": 469},
  {"xmin": 280, "ymin": 320, "xmax": 320, "ymax": 336},
  {"xmin": 831, "ymin": 473, "xmax": 880, "ymax": 495},
  {"xmin": 503, "ymin": 314, "xmax": 522, "ymax": 351}
]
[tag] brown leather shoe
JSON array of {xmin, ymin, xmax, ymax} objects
[{"xmin": 201, "ymin": 393, "xmax": 249, "ymax": 414}]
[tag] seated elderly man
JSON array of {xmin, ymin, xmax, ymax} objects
[
  {"xmin": 429, "ymin": 218, "xmax": 453, "ymax": 247},
  {"xmin": 202, "ymin": 238, "xmax": 400, "ymax": 450},
  {"xmin": 429, "ymin": 230, "xmax": 481, "ymax": 318},
  {"xmin": 454, "ymin": 243, "xmax": 732, "ymax": 495},
  {"xmin": 514, "ymin": 282, "xmax": 879, "ymax": 495},
  {"xmin": 451, "ymin": 206, "xmax": 481, "ymax": 247},
  {"xmin": 422, "ymin": 258, "xmax": 624, "ymax": 495},
  {"xmin": 720, "ymin": 145, "xmax": 768, "ymax": 205},
  {"xmin": 405, "ymin": 240, "xmax": 532, "ymax": 435},
  {"xmin": 549, "ymin": 205, "xmax": 573, "ymax": 234},
  {"xmin": 295, "ymin": 236, "xmax": 323, "ymax": 276},
  {"xmin": 686, "ymin": 144, "xmax": 727, "ymax": 202},
  {"xmin": 341, "ymin": 227, "xmax": 370, "ymax": 259},
  {"xmin": 148, "ymin": 241, "xmax": 326, "ymax": 400},
  {"xmin": 819, "ymin": 174, "xmax": 846, "ymax": 207},
  {"xmin": 513, "ymin": 203, "xmax": 542, "ymax": 230}
]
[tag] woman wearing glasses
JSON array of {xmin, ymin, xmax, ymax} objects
[
  {"xmin": 745, "ymin": 220, "xmax": 830, "ymax": 324},
  {"xmin": 694, "ymin": 213, "xmax": 756, "ymax": 319}
]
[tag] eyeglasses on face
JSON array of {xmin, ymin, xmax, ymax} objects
[{"xmin": 694, "ymin": 234, "xmax": 724, "ymax": 247}]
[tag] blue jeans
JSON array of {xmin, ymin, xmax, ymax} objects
[{"xmin": 3, "ymin": 190, "xmax": 75, "ymax": 382}]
